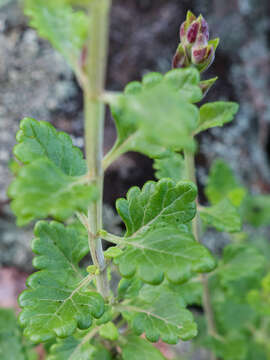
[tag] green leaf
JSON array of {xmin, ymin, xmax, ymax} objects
[
  {"xmin": 116, "ymin": 179, "xmax": 197, "ymax": 238},
  {"xmin": 19, "ymin": 221, "xmax": 104, "ymax": 343},
  {"xmin": 205, "ymin": 159, "xmax": 246, "ymax": 206},
  {"xmin": 99, "ymin": 322, "xmax": 118, "ymax": 341},
  {"xmin": 153, "ymin": 151, "xmax": 186, "ymax": 182},
  {"xmin": 104, "ymin": 247, "xmax": 123, "ymax": 259},
  {"xmin": 48, "ymin": 330, "xmax": 112, "ymax": 360},
  {"xmin": 194, "ymin": 101, "xmax": 239, "ymax": 135},
  {"xmin": 121, "ymin": 282, "xmax": 198, "ymax": 343},
  {"xmin": 108, "ymin": 69, "xmax": 200, "ymax": 162},
  {"xmin": 24, "ymin": 0, "xmax": 88, "ymax": 70},
  {"xmin": 14, "ymin": 118, "xmax": 86, "ymax": 176},
  {"xmin": 118, "ymin": 278, "xmax": 143, "ymax": 300},
  {"xmin": 243, "ymin": 195, "xmax": 270, "ymax": 227},
  {"xmin": 113, "ymin": 179, "xmax": 215, "ymax": 284},
  {"xmin": 8, "ymin": 158, "xmax": 98, "ymax": 226},
  {"xmin": 121, "ymin": 336, "xmax": 165, "ymax": 360},
  {"xmin": 200, "ymin": 199, "xmax": 242, "ymax": 232},
  {"xmin": 217, "ymin": 244, "xmax": 265, "ymax": 287},
  {"xmin": 114, "ymin": 226, "xmax": 215, "ymax": 285},
  {"xmin": 248, "ymin": 273, "xmax": 270, "ymax": 316},
  {"xmin": 0, "ymin": 308, "xmax": 37, "ymax": 360},
  {"xmin": 9, "ymin": 118, "xmax": 96, "ymax": 225}
]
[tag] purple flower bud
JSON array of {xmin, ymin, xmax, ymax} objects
[
  {"xmin": 187, "ymin": 21, "xmax": 200, "ymax": 44},
  {"xmin": 200, "ymin": 16, "xmax": 209, "ymax": 40},
  {"xmin": 192, "ymin": 45, "xmax": 215, "ymax": 72},
  {"xmin": 180, "ymin": 11, "xmax": 196, "ymax": 42}
]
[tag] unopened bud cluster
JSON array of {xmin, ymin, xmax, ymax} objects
[{"xmin": 173, "ymin": 11, "xmax": 219, "ymax": 73}]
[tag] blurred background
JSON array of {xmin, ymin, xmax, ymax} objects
[{"xmin": 0, "ymin": 0, "xmax": 269, "ymax": 346}]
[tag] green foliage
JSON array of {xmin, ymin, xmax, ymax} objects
[
  {"xmin": 116, "ymin": 179, "xmax": 197, "ymax": 237},
  {"xmin": 48, "ymin": 330, "xmax": 112, "ymax": 360},
  {"xmin": 9, "ymin": 159, "xmax": 98, "ymax": 226},
  {"xmin": 113, "ymin": 179, "xmax": 215, "ymax": 284},
  {"xmin": 243, "ymin": 195, "xmax": 270, "ymax": 227},
  {"xmin": 107, "ymin": 69, "xmax": 201, "ymax": 161},
  {"xmin": 6, "ymin": 6, "xmax": 270, "ymax": 360},
  {"xmin": 217, "ymin": 243, "xmax": 265, "ymax": 288},
  {"xmin": 205, "ymin": 159, "xmax": 246, "ymax": 206},
  {"xmin": 153, "ymin": 151, "xmax": 186, "ymax": 182},
  {"xmin": 19, "ymin": 221, "xmax": 104, "ymax": 343},
  {"xmin": 24, "ymin": 0, "xmax": 88, "ymax": 71},
  {"xmin": 195, "ymin": 102, "xmax": 239, "ymax": 135},
  {"xmin": 121, "ymin": 336, "xmax": 165, "ymax": 360},
  {"xmin": 14, "ymin": 118, "xmax": 86, "ymax": 176},
  {"xmin": 8, "ymin": 118, "xmax": 97, "ymax": 225},
  {"xmin": 200, "ymin": 199, "xmax": 242, "ymax": 232},
  {"xmin": 120, "ymin": 282, "xmax": 198, "ymax": 343},
  {"xmin": 0, "ymin": 308, "xmax": 37, "ymax": 360}
]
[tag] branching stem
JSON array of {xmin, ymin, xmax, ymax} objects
[
  {"xmin": 184, "ymin": 150, "xmax": 218, "ymax": 360},
  {"xmin": 83, "ymin": 0, "xmax": 111, "ymax": 299}
]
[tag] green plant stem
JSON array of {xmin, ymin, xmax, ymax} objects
[
  {"xmin": 184, "ymin": 150, "xmax": 217, "ymax": 359},
  {"xmin": 83, "ymin": 0, "xmax": 111, "ymax": 299}
]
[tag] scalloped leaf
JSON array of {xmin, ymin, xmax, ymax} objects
[
  {"xmin": 114, "ymin": 226, "xmax": 215, "ymax": 284},
  {"xmin": 200, "ymin": 199, "xmax": 242, "ymax": 233},
  {"xmin": 48, "ymin": 330, "xmax": 112, "ymax": 360},
  {"xmin": 121, "ymin": 336, "xmax": 165, "ymax": 360},
  {"xmin": 153, "ymin": 151, "xmax": 186, "ymax": 182},
  {"xmin": 14, "ymin": 118, "xmax": 86, "ymax": 176},
  {"xmin": 9, "ymin": 118, "xmax": 96, "ymax": 225},
  {"xmin": 194, "ymin": 101, "xmax": 239, "ymax": 135},
  {"xmin": 19, "ymin": 221, "xmax": 104, "ymax": 343},
  {"xmin": 108, "ymin": 69, "xmax": 201, "ymax": 160},
  {"xmin": 0, "ymin": 308, "xmax": 37, "ymax": 360},
  {"xmin": 24, "ymin": 0, "xmax": 88, "ymax": 70},
  {"xmin": 113, "ymin": 179, "xmax": 215, "ymax": 284},
  {"xmin": 8, "ymin": 158, "xmax": 98, "ymax": 226},
  {"xmin": 116, "ymin": 179, "xmax": 197, "ymax": 237},
  {"xmin": 120, "ymin": 283, "xmax": 197, "ymax": 343}
]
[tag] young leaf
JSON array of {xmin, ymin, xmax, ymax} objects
[
  {"xmin": 200, "ymin": 199, "xmax": 242, "ymax": 233},
  {"xmin": 121, "ymin": 336, "xmax": 165, "ymax": 360},
  {"xmin": 24, "ymin": 0, "xmax": 88, "ymax": 71},
  {"xmin": 48, "ymin": 330, "xmax": 112, "ymax": 360},
  {"xmin": 205, "ymin": 159, "xmax": 246, "ymax": 206},
  {"xmin": 194, "ymin": 101, "xmax": 239, "ymax": 135},
  {"xmin": 107, "ymin": 69, "xmax": 200, "ymax": 163},
  {"xmin": 153, "ymin": 151, "xmax": 186, "ymax": 182},
  {"xmin": 8, "ymin": 159, "xmax": 98, "ymax": 226},
  {"xmin": 116, "ymin": 179, "xmax": 197, "ymax": 238},
  {"xmin": 19, "ymin": 221, "xmax": 105, "ymax": 343},
  {"xmin": 14, "ymin": 118, "xmax": 87, "ymax": 176},
  {"xmin": 120, "ymin": 282, "xmax": 199, "ymax": 343},
  {"xmin": 0, "ymin": 308, "xmax": 37, "ymax": 360},
  {"xmin": 243, "ymin": 195, "xmax": 270, "ymax": 227}
]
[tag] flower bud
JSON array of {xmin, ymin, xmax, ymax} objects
[
  {"xmin": 180, "ymin": 10, "xmax": 196, "ymax": 42},
  {"xmin": 173, "ymin": 11, "xmax": 218, "ymax": 74},
  {"xmin": 192, "ymin": 44, "xmax": 215, "ymax": 72},
  {"xmin": 172, "ymin": 44, "xmax": 189, "ymax": 69}
]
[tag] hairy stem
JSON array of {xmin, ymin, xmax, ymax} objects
[
  {"xmin": 184, "ymin": 151, "xmax": 217, "ymax": 358},
  {"xmin": 83, "ymin": 0, "xmax": 111, "ymax": 298}
]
